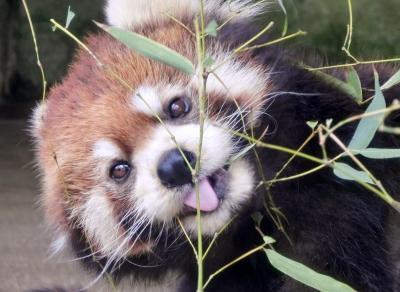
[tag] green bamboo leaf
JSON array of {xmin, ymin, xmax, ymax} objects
[
  {"xmin": 346, "ymin": 67, "xmax": 363, "ymax": 104},
  {"xmin": 333, "ymin": 162, "xmax": 374, "ymax": 184},
  {"xmin": 205, "ymin": 20, "xmax": 218, "ymax": 37},
  {"xmin": 326, "ymin": 118, "xmax": 333, "ymax": 128},
  {"xmin": 265, "ymin": 249, "xmax": 355, "ymax": 292},
  {"xmin": 348, "ymin": 69, "xmax": 386, "ymax": 149},
  {"xmin": 312, "ymin": 70, "xmax": 361, "ymax": 103},
  {"xmin": 263, "ymin": 236, "xmax": 276, "ymax": 245},
  {"xmin": 96, "ymin": 22, "xmax": 195, "ymax": 75},
  {"xmin": 381, "ymin": 69, "xmax": 400, "ymax": 90},
  {"xmin": 350, "ymin": 148, "xmax": 400, "ymax": 159},
  {"xmin": 306, "ymin": 121, "xmax": 318, "ymax": 130},
  {"xmin": 65, "ymin": 6, "xmax": 75, "ymax": 29}
]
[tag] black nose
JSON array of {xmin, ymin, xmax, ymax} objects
[{"xmin": 157, "ymin": 149, "xmax": 196, "ymax": 188}]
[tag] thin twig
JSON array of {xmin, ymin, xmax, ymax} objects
[
  {"xmin": 163, "ymin": 12, "xmax": 195, "ymax": 36},
  {"xmin": 271, "ymin": 129, "xmax": 318, "ymax": 182},
  {"xmin": 341, "ymin": 0, "xmax": 359, "ymax": 62},
  {"xmin": 308, "ymin": 0, "xmax": 400, "ymax": 71},
  {"xmin": 202, "ymin": 215, "xmax": 237, "ymax": 260},
  {"xmin": 327, "ymin": 103, "xmax": 400, "ymax": 135},
  {"xmin": 266, "ymin": 153, "xmax": 344, "ymax": 184},
  {"xmin": 253, "ymin": 148, "xmax": 287, "ymax": 235},
  {"xmin": 243, "ymin": 30, "xmax": 306, "ymax": 51},
  {"xmin": 210, "ymin": 22, "xmax": 275, "ymax": 73},
  {"xmin": 203, "ymin": 243, "xmax": 268, "ymax": 289},
  {"xmin": 308, "ymin": 57, "xmax": 400, "ymax": 71},
  {"xmin": 234, "ymin": 21, "xmax": 274, "ymax": 54},
  {"xmin": 230, "ymin": 129, "xmax": 399, "ymax": 210},
  {"xmin": 51, "ymin": 19, "xmax": 102, "ymax": 66},
  {"xmin": 231, "ymin": 130, "xmax": 324, "ymax": 164},
  {"xmin": 380, "ymin": 125, "xmax": 400, "ymax": 135},
  {"xmin": 177, "ymin": 217, "xmax": 198, "ymax": 258},
  {"xmin": 324, "ymin": 127, "xmax": 395, "ymax": 204},
  {"xmin": 22, "ymin": 0, "xmax": 47, "ymax": 101},
  {"xmin": 194, "ymin": 1, "xmax": 208, "ymax": 287}
]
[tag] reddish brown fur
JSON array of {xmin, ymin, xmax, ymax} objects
[
  {"xmin": 37, "ymin": 19, "xmax": 267, "ymax": 234},
  {"xmin": 37, "ymin": 22, "xmax": 198, "ymax": 230}
]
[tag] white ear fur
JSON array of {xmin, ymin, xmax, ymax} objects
[
  {"xmin": 105, "ymin": 0, "xmax": 264, "ymax": 30},
  {"xmin": 30, "ymin": 101, "xmax": 47, "ymax": 139},
  {"xmin": 105, "ymin": 0, "xmax": 198, "ymax": 29}
]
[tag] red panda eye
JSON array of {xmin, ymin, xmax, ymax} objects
[
  {"xmin": 110, "ymin": 162, "xmax": 131, "ymax": 182},
  {"xmin": 168, "ymin": 97, "xmax": 190, "ymax": 118}
]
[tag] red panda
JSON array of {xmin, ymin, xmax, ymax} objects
[{"xmin": 31, "ymin": 0, "xmax": 400, "ymax": 291}]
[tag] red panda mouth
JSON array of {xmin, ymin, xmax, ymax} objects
[{"xmin": 182, "ymin": 167, "xmax": 229, "ymax": 215}]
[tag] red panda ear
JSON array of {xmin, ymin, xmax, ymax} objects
[
  {"xmin": 105, "ymin": 0, "xmax": 265, "ymax": 30},
  {"xmin": 30, "ymin": 101, "xmax": 47, "ymax": 141},
  {"xmin": 105, "ymin": 0, "xmax": 198, "ymax": 29}
]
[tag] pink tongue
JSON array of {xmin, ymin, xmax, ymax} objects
[{"xmin": 183, "ymin": 178, "xmax": 219, "ymax": 212}]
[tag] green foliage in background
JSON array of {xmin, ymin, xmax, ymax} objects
[
  {"xmin": 266, "ymin": 0, "xmax": 400, "ymax": 62},
  {"xmin": 4, "ymin": 0, "xmax": 399, "ymax": 101}
]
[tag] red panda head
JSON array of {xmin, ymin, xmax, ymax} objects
[{"xmin": 31, "ymin": 0, "xmax": 270, "ymax": 265}]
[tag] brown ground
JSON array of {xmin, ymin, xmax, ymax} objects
[{"xmin": 0, "ymin": 119, "xmax": 108, "ymax": 292}]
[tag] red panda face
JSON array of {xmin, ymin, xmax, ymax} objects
[{"xmin": 31, "ymin": 0, "xmax": 269, "ymax": 264}]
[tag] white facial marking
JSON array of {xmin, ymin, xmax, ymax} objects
[
  {"xmin": 93, "ymin": 139, "xmax": 122, "ymax": 160},
  {"xmin": 199, "ymin": 49, "xmax": 269, "ymax": 124},
  {"xmin": 206, "ymin": 57, "xmax": 267, "ymax": 99},
  {"xmin": 131, "ymin": 84, "xmax": 186, "ymax": 118},
  {"xmin": 131, "ymin": 86, "xmax": 163, "ymax": 117},
  {"xmin": 79, "ymin": 189, "xmax": 131, "ymax": 258},
  {"xmin": 106, "ymin": 0, "xmax": 265, "ymax": 30},
  {"xmin": 132, "ymin": 122, "xmax": 233, "ymax": 222},
  {"xmin": 106, "ymin": 0, "xmax": 198, "ymax": 30},
  {"xmin": 129, "ymin": 120, "xmax": 255, "ymax": 236}
]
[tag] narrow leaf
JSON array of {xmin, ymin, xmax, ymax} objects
[
  {"xmin": 333, "ymin": 162, "xmax": 374, "ymax": 184},
  {"xmin": 306, "ymin": 121, "xmax": 318, "ymax": 130},
  {"xmin": 265, "ymin": 249, "xmax": 355, "ymax": 292},
  {"xmin": 326, "ymin": 118, "xmax": 333, "ymax": 128},
  {"xmin": 205, "ymin": 20, "xmax": 218, "ymax": 37},
  {"xmin": 312, "ymin": 70, "xmax": 361, "ymax": 103},
  {"xmin": 348, "ymin": 70, "xmax": 386, "ymax": 149},
  {"xmin": 350, "ymin": 148, "xmax": 400, "ymax": 159},
  {"xmin": 381, "ymin": 69, "xmax": 400, "ymax": 90},
  {"xmin": 65, "ymin": 6, "xmax": 75, "ymax": 29},
  {"xmin": 346, "ymin": 67, "xmax": 363, "ymax": 104},
  {"xmin": 263, "ymin": 236, "xmax": 276, "ymax": 245},
  {"xmin": 96, "ymin": 23, "xmax": 195, "ymax": 75}
]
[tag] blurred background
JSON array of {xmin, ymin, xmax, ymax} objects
[{"xmin": 0, "ymin": 0, "xmax": 399, "ymax": 290}]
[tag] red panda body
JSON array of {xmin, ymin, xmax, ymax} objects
[{"xmin": 31, "ymin": 0, "xmax": 400, "ymax": 291}]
